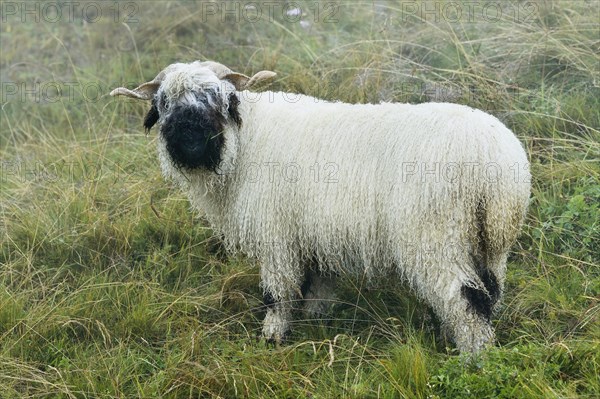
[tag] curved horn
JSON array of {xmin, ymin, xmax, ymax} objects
[
  {"xmin": 197, "ymin": 61, "xmax": 234, "ymax": 78},
  {"xmin": 221, "ymin": 70, "xmax": 277, "ymax": 90},
  {"xmin": 110, "ymin": 70, "xmax": 166, "ymax": 100},
  {"xmin": 199, "ymin": 61, "xmax": 276, "ymax": 90},
  {"xmin": 246, "ymin": 70, "xmax": 277, "ymax": 89}
]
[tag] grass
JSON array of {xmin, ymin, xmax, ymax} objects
[{"xmin": 1, "ymin": 0, "xmax": 599, "ymax": 397}]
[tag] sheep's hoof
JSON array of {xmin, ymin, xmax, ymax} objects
[
  {"xmin": 261, "ymin": 308, "xmax": 290, "ymax": 347},
  {"xmin": 259, "ymin": 331, "xmax": 288, "ymax": 348},
  {"xmin": 452, "ymin": 321, "xmax": 495, "ymax": 355},
  {"xmin": 267, "ymin": 334, "xmax": 286, "ymax": 348}
]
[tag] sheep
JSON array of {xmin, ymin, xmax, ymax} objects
[{"xmin": 111, "ymin": 60, "xmax": 531, "ymax": 353}]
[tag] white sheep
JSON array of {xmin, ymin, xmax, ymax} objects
[{"xmin": 111, "ymin": 61, "xmax": 530, "ymax": 353}]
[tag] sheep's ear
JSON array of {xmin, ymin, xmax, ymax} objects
[
  {"xmin": 222, "ymin": 73, "xmax": 251, "ymax": 90},
  {"xmin": 110, "ymin": 81, "xmax": 160, "ymax": 100},
  {"xmin": 143, "ymin": 100, "xmax": 159, "ymax": 132}
]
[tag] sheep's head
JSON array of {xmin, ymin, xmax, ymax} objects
[{"xmin": 111, "ymin": 61, "xmax": 276, "ymax": 171}]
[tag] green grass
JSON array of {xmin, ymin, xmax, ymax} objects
[{"xmin": 1, "ymin": 1, "xmax": 599, "ymax": 397}]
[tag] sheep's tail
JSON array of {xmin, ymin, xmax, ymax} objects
[
  {"xmin": 462, "ymin": 199, "xmax": 501, "ymax": 321},
  {"xmin": 464, "ymin": 185, "xmax": 529, "ymax": 319}
]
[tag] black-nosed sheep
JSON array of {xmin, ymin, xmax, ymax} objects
[{"xmin": 111, "ymin": 61, "xmax": 530, "ymax": 353}]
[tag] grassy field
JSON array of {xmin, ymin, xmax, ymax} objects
[{"xmin": 1, "ymin": 0, "xmax": 598, "ymax": 397}]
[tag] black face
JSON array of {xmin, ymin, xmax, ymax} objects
[
  {"xmin": 161, "ymin": 103, "xmax": 226, "ymax": 171},
  {"xmin": 143, "ymin": 91, "xmax": 241, "ymax": 172}
]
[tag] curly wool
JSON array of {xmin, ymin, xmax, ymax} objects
[
  {"xmin": 168, "ymin": 96, "xmax": 528, "ymax": 290},
  {"xmin": 137, "ymin": 62, "xmax": 530, "ymax": 352}
]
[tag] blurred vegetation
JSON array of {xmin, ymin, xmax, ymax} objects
[{"xmin": 1, "ymin": 0, "xmax": 598, "ymax": 397}]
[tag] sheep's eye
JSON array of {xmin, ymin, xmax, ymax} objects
[{"xmin": 157, "ymin": 93, "xmax": 169, "ymax": 112}]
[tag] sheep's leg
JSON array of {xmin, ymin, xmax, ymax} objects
[
  {"xmin": 442, "ymin": 297, "xmax": 495, "ymax": 354},
  {"xmin": 410, "ymin": 263, "xmax": 497, "ymax": 353},
  {"xmin": 261, "ymin": 292, "xmax": 292, "ymax": 344},
  {"xmin": 260, "ymin": 255, "xmax": 303, "ymax": 344},
  {"xmin": 301, "ymin": 270, "xmax": 337, "ymax": 318}
]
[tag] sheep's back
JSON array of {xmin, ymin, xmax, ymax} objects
[{"xmin": 221, "ymin": 94, "xmax": 529, "ymax": 272}]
